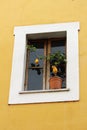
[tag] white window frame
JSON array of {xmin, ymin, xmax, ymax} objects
[{"xmin": 8, "ymin": 22, "xmax": 80, "ymax": 104}]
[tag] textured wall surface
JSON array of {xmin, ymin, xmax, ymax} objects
[{"xmin": 0, "ymin": 0, "xmax": 87, "ymax": 129}]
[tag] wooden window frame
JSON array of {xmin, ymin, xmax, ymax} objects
[{"xmin": 25, "ymin": 38, "xmax": 66, "ymax": 91}]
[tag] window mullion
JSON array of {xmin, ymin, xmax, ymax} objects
[
  {"xmin": 43, "ymin": 40, "xmax": 47, "ymax": 90},
  {"xmin": 46, "ymin": 39, "xmax": 51, "ymax": 90}
]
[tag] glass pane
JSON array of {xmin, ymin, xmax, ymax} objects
[
  {"xmin": 27, "ymin": 41, "xmax": 44, "ymax": 90},
  {"xmin": 51, "ymin": 39, "xmax": 66, "ymax": 54},
  {"xmin": 50, "ymin": 39, "xmax": 66, "ymax": 88},
  {"xmin": 28, "ymin": 69, "xmax": 43, "ymax": 90},
  {"xmin": 29, "ymin": 41, "xmax": 44, "ymax": 67}
]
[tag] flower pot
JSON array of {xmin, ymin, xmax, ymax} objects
[{"xmin": 49, "ymin": 76, "xmax": 62, "ymax": 89}]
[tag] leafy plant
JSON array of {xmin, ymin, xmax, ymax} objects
[
  {"xmin": 48, "ymin": 51, "xmax": 66, "ymax": 78},
  {"xmin": 39, "ymin": 51, "xmax": 66, "ymax": 78}
]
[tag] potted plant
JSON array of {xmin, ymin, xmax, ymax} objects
[{"xmin": 46, "ymin": 51, "xmax": 66, "ymax": 89}]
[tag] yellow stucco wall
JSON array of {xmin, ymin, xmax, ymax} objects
[{"xmin": 0, "ymin": 0, "xmax": 87, "ymax": 129}]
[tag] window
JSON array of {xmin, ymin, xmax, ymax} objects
[
  {"xmin": 9, "ymin": 22, "xmax": 80, "ymax": 104},
  {"xmin": 25, "ymin": 38, "xmax": 66, "ymax": 91}
]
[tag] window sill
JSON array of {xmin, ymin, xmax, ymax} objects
[{"xmin": 19, "ymin": 88, "xmax": 70, "ymax": 94}]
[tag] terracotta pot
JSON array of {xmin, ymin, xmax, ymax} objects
[{"xmin": 49, "ymin": 76, "xmax": 62, "ymax": 89}]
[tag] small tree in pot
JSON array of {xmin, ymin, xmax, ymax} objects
[{"xmin": 46, "ymin": 51, "xmax": 66, "ymax": 89}]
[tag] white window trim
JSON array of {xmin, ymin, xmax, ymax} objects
[{"xmin": 8, "ymin": 22, "xmax": 80, "ymax": 104}]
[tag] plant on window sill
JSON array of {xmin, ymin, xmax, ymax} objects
[{"xmin": 40, "ymin": 51, "xmax": 66, "ymax": 89}]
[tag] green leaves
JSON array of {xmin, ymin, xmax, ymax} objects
[
  {"xmin": 47, "ymin": 51, "xmax": 66, "ymax": 66},
  {"xmin": 26, "ymin": 45, "xmax": 36, "ymax": 52}
]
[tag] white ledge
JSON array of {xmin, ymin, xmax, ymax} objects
[{"xmin": 19, "ymin": 88, "xmax": 70, "ymax": 94}]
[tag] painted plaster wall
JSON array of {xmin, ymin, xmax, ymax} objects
[{"xmin": 0, "ymin": 0, "xmax": 87, "ymax": 129}]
